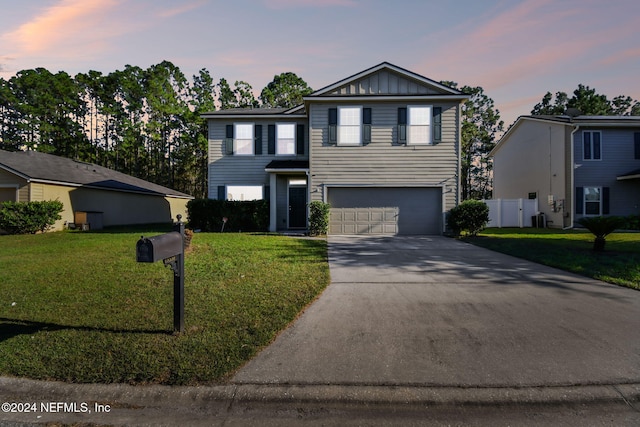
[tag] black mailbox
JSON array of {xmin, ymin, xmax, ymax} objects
[{"xmin": 136, "ymin": 232, "xmax": 183, "ymax": 263}]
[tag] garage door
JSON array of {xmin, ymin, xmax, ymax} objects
[{"xmin": 328, "ymin": 187, "xmax": 442, "ymax": 235}]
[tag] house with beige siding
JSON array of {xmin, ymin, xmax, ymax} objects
[
  {"xmin": 203, "ymin": 62, "xmax": 468, "ymax": 235},
  {"xmin": 490, "ymin": 115, "xmax": 640, "ymax": 228},
  {"xmin": 0, "ymin": 149, "xmax": 193, "ymax": 231}
]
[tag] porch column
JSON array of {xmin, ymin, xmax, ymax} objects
[{"xmin": 269, "ymin": 173, "xmax": 277, "ymax": 232}]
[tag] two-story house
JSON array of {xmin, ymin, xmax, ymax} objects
[
  {"xmin": 491, "ymin": 115, "xmax": 640, "ymax": 228},
  {"xmin": 203, "ymin": 62, "xmax": 468, "ymax": 234}
]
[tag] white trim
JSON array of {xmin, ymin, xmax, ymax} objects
[
  {"xmin": 337, "ymin": 106, "xmax": 362, "ymax": 146},
  {"xmin": 233, "ymin": 122, "xmax": 255, "ymax": 156},
  {"xmin": 581, "ymin": 130, "xmax": 602, "ymax": 161},
  {"xmin": 407, "ymin": 105, "xmax": 432, "ymax": 145},
  {"xmin": 275, "ymin": 122, "xmax": 296, "ymax": 155},
  {"xmin": 304, "ymin": 95, "xmax": 468, "ymax": 103}
]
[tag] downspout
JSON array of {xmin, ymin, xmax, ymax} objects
[{"xmin": 565, "ymin": 124, "xmax": 580, "ymax": 230}]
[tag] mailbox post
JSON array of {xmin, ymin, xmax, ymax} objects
[{"xmin": 136, "ymin": 216, "xmax": 185, "ymax": 333}]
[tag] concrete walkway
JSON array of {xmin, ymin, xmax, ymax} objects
[{"xmin": 2, "ymin": 235, "xmax": 640, "ymax": 425}]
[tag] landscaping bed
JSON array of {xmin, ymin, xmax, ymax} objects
[
  {"xmin": 467, "ymin": 228, "xmax": 640, "ymax": 290},
  {"xmin": 0, "ymin": 229, "xmax": 329, "ymax": 385}
]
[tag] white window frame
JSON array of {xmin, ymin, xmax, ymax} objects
[
  {"xmin": 583, "ymin": 186, "xmax": 602, "ymax": 216},
  {"xmin": 583, "ymin": 131, "xmax": 602, "ymax": 161},
  {"xmin": 407, "ymin": 105, "xmax": 432, "ymax": 145},
  {"xmin": 234, "ymin": 123, "xmax": 254, "ymax": 155},
  {"xmin": 276, "ymin": 123, "xmax": 296, "ymax": 155},
  {"xmin": 337, "ymin": 106, "xmax": 362, "ymax": 146},
  {"xmin": 226, "ymin": 185, "xmax": 263, "ymax": 201}
]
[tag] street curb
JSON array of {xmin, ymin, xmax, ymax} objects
[{"xmin": 1, "ymin": 377, "xmax": 639, "ymax": 409}]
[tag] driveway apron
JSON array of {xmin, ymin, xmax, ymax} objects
[{"xmin": 232, "ymin": 235, "xmax": 640, "ymax": 387}]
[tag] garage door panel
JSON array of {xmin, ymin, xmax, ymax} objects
[{"xmin": 328, "ymin": 187, "xmax": 441, "ymax": 235}]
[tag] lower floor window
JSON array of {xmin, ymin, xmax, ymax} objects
[
  {"xmin": 584, "ymin": 187, "xmax": 601, "ymax": 215},
  {"xmin": 226, "ymin": 185, "xmax": 263, "ymax": 201}
]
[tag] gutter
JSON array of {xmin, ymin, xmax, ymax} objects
[{"xmin": 565, "ymin": 124, "xmax": 580, "ymax": 230}]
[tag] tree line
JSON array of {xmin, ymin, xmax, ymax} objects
[
  {"xmin": 0, "ymin": 59, "xmax": 636, "ymax": 200},
  {"xmin": 0, "ymin": 61, "xmax": 312, "ymax": 199}
]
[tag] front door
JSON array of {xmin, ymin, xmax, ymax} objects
[{"xmin": 288, "ymin": 186, "xmax": 307, "ymax": 228}]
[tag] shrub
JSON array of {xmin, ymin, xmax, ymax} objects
[
  {"xmin": 0, "ymin": 200, "xmax": 64, "ymax": 234},
  {"xmin": 309, "ymin": 201, "xmax": 330, "ymax": 236},
  {"xmin": 447, "ymin": 200, "xmax": 490, "ymax": 236},
  {"xmin": 187, "ymin": 199, "xmax": 269, "ymax": 232},
  {"xmin": 577, "ymin": 216, "xmax": 625, "ymax": 251}
]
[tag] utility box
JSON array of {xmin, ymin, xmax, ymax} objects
[
  {"xmin": 136, "ymin": 232, "xmax": 183, "ymax": 263},
  {"xmin": 74, "ymin": 211, "xmax": 103, "ymax": 230}
]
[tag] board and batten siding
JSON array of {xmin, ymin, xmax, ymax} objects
[
  {"xmin": 207, "ymin": 118, "xmax": 309, "ymax": 199},
  {"xmin": 309, "ymin": 102, "xmax": 460, "ymax": 211},
  {"xmin": 327, "ymin": 70, "xmax": 440, "ymax": 96},
  {"xmin": 574, "ymin": 128, "xmax": 640, "ymax": 217}
]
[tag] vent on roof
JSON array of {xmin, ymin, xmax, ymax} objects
[{"xmin": 565, "ymin": 108, "xmax": 581, "ymax": 118}]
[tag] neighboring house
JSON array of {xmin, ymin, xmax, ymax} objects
[
  {"xmin": 490, "ymin": 115, "xmax": 640, "ymax": 228},
  {"xmin": 0, "ymin": 149, "xmax": 193, "ymax": 231},
  {"xmin": 203, "ymin": 62, "xmax": 468, "ymax": 235}
]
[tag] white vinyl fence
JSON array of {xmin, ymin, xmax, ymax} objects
[{"xmin": 483, "ymin": 199, "xmax": 539, "ymax": 228}]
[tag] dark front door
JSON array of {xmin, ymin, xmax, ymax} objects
[{"xmin": 289, "ymin": 186, "xmax": 307, "ymax": 228}]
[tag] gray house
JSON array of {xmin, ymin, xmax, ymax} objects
[
  {"xmin": 491, "ymin": 115, "xmax": 640, "ymax": 228},
  {"xmin": 203, "ymin": 62, "xmax": 468, "ymax": 234}
]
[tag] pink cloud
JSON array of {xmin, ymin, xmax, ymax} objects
[
  {"xmin": 3, "ymin": 0, "xmax": 122, "ymax": 54},
  {"xmin": 157, "ymin": 0, "xmax": 208, "ymax": 18},
  {"xmin": 263, "ymin": 0, "xmax": 356, "ymax": 9}
]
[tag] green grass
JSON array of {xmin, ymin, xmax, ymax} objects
[
  {"xmin": 0, "ymin": 229, "xmax": 329, "ymax": 385},
  {"xmin": 467, "ymin": 228, "xmax": 640, "ymax": 290}
]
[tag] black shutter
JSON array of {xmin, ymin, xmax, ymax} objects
[
  {"xmin": 575, "ymin": 187, "xmax": 583, "ymax": 214},
  {"xmin": 433, "ymin": 107, "xmax": 442, "ymax": 143},
  {"xmin": 225, "ymin": 124, "xmax": 234, "ymax": 155},
  {"xmin": 263, "ymin": 185, "xmax": 270, "ymax": 202},
  {"xmin": 602, "ymin": 187, "xmax": 610, "ymax": 215},
  {"xmin": 593, "ymin": 132, "xmax": 601, "ymax": 159},
  {"xmin": 328, "ymin": 108, "xmax": 337, "ymax": 144},
  {"xmin": 296, "ymin": 124, "xmax": 305, "ymax": 155},
  {"xmin": 268, "ymin": 124, "xmax": 276, "ymax": 154},
  {"xmin": 634, "ymin": 132, "xmax": 640, "ymax": 159},
  {"xmin": 398, "ymin": 108, "xmax": 407, "ymax": 144},
  {"xmin": 362, "ymin": 108, "xmax": 372, "ymax": 145},
  {"xmin": 254, "ymin": 124, "xmax": 262, "ymax": 155},
  {"xmin": 583, "ymin": 132, "xmax": 591, "ymax": 159},
  {"xmin": 217, "ymin": 185, "xmax": 226, "ymax": 200}
]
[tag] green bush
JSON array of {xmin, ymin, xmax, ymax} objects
[
  {"xmin": 309, "ymin": 201, "xmax": 330, "ymax": 236},
  {"xmin": 447, "ymin": 200, "xmax": 490, "ymax": 236},
  {"xmin": 577, "ymin": 216, "xmax": 626, "ymax": 251},
  {"xmin": 187, "ymin": 199, "xmax": 269, "ymax": 232},
  {"xmin": 0, "ymin": 200, "xmax": 64, "ymax": 234}
]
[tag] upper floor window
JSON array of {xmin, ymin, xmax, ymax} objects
[
  {"xmin": 583, "ymin": 131, "xmax": 601, "ymax": 160},
  {"xmin": 398, "ymin": 105, "xmax": 440, "ymax": 145},
  {"xmin": 235, "ymin": 124, "xmax": 254, "ymax": 155},
  {"xmin": 408, "ymin": 106, "xmax": 431, "ymax": 145},
  {"xmin": 277, "ymin": 123, "xmax": 296, "ymax": 155},
  {"xmin": 338, "ymin": 106, "xmax": 362, "ymax": 145}
]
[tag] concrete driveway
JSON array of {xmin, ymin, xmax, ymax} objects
[{"xmin": 233, "ymin": 235, "xmax": 640, "ymax": 388}]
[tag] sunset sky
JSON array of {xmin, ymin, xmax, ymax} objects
[{"xmin": 1, "ymin": 0, "xmax": 638, "ymax": 128}]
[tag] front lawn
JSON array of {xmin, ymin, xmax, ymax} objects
[
  {"xmin": 467, "ymin": 228, "xmax": 640, "ymax": 290},
  {"xmin": 0, "ymin": 230, "xmax": 329, "ymax": 385}
]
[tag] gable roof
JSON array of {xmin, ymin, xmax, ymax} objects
[
  {"xmin": 0, "ymin": 149, "xmax": 193, "ymax": 199},
  {"xmin": 306, "ymin": 62, "xmax": 467, "ymax": 98},
  {"xmin": 200, "ymin": 62, "xmax": 468, "ymax": 120}
]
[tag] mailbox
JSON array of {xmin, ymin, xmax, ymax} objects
[{"xmin": 136, "ymin": 232, "xmax": 183, "ymax": 263}]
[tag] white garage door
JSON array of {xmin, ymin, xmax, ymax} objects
[{"xmin": 327, "ymin": 187, "xmax": 442, "ymax": 235}]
